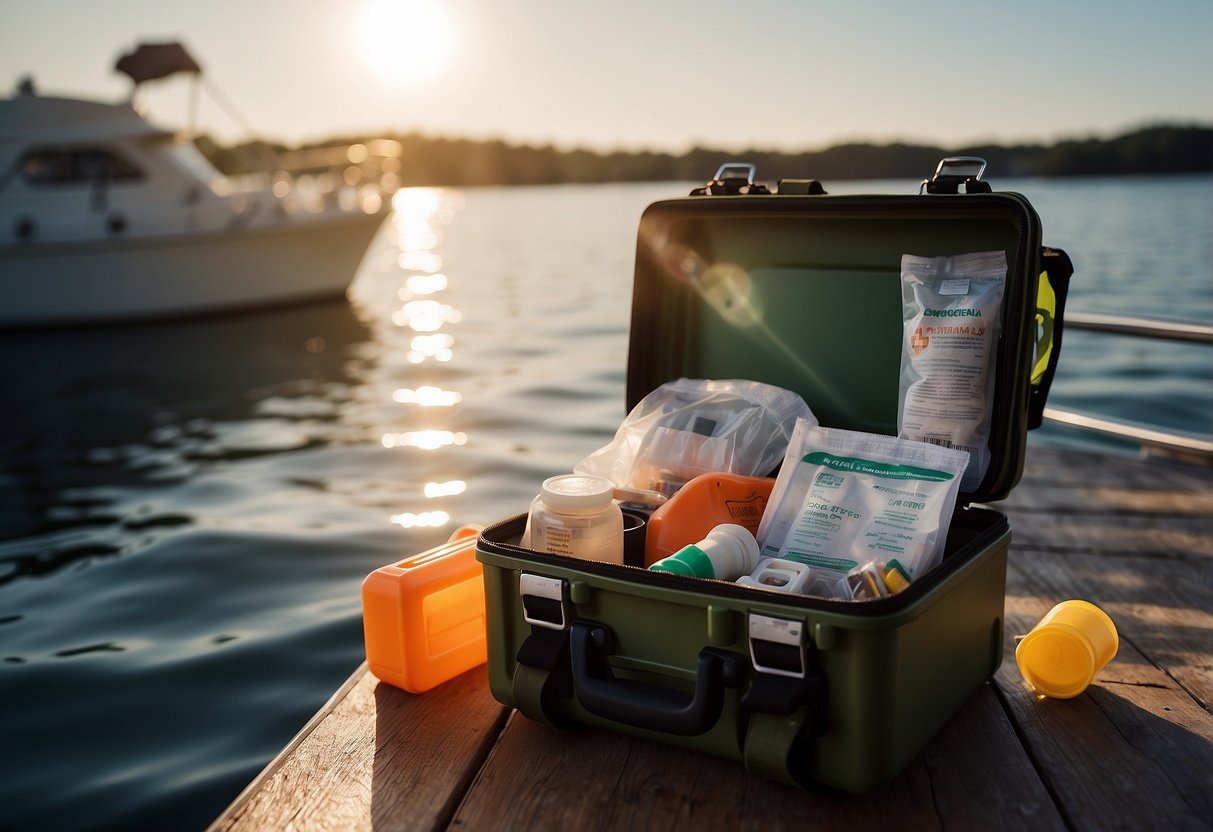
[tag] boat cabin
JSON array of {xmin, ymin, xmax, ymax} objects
[{"xmin": 0, "ymin": 88, "xmax": 263, "ymax": 245}]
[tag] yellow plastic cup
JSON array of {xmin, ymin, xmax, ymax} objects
[{"xmin": 1015, "ymin": 600, "xmax": 1119, "ymax": 699}]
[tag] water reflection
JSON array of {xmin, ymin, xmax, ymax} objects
[
  {"xmin": 404, "ymin": 273, "xmax": 449, "ymax": 295},
  {"xmin": 390, "ymin": 510, "xmax": 451, "ymax": 529},
  {"xmin": 391, "ymin": 298, "xmax": 461, "ymax": 330},
  {"xmin": 380, "ymin": 430, "xmax": 468, "ymax": 450},
  {"xmin": 398, "ymin": 250, "xmax": 443, "ymax": 273},
  {"xmin": 392, "ymin": 386, "xmax": 463, "ymax": 406},
  {"xmin": 374, "ymin": 187, "xmax": 468, "ymax": 531},
  {"xmin": 423, "ymin": 480, "xmax": 467, "ymax": 498},
  {"xmin": 407, "ymin": 332, "xmax": 455, "ymax": 363}
]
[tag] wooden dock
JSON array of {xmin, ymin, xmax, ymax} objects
[{"xmin": 209, "ymin": 445, "xmax": 1213, "ymax": 831}]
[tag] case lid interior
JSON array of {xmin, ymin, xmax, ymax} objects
[{"xmin": 625, "ymin": 193, "xmax": 1041, "ymax": 504}]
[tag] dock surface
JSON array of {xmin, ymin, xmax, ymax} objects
[{"xmin": 210, "ymin": 446, "xmax": 1213, "ymax": 831}]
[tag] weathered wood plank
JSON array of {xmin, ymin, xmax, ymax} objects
[
  {"xmin": 994, "ymin": 554, "xmax": 1213, "ymax": 832},
  {"xmin": 1015, "ymin": 445, "xmax": 1213, "ymax": 492},
  {"xmin": 209, "ymin": 665, "xmax": 509, "ymax": 832},
  {"xmin": 452, "ymin": 685, "xmax": 1062, "ymax": 831},
  {"xmin": 995, "ymin": 446, "xmax": 1213, "ymax": 558},
  {"xmin": 1006, "ymin": 511, "xmax": 1213, "ymax": 559},
  {"xmin": 919, "ymin": 685, "xmax": 1067, "ymax": 831}
]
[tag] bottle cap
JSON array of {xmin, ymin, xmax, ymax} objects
[
  {"xmin": 707, "ymin": 523, "xmax": 761, "ymax": 573},
  {"xmin": 540, "ymin": 474, "xmax": 615, "ymax": 511},
  {"xmin": 1015, "ymin": 600, "xmax": 1118, "ymax": 699}
]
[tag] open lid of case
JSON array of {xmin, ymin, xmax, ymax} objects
[{"xmin": 624, "ymin": 171, "xmax": 1044, "ymax": 505}]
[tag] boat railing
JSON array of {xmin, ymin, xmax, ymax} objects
[
  {"xmin": 218, "ymin": 140, "xmax": 403, "ymax": 214},
  {"xmin": 274, "ymin": 139, "xmax": 404, "ymax": 192},
  {"xmin": 1044, "ymin": 311, "xmax": 1213, "ymax": 462}
]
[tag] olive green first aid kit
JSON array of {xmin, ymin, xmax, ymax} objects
[{"xmin": 475, "ymin": 159, "xmax": 1074, "ymax": 794}]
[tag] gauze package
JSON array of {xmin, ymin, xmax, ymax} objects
[
  {"xmin": 899, "ymin": 251, "xmax": 1006, "ymax": 492},
  {"xmin": 575, "ymin": 378, "xmax": 815, "ymax": 506},
  {"xmin": 755, "ymin": 420, "xmax": 969, "ymax": 597}
]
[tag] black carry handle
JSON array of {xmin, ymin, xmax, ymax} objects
[
  {"xmin": 689, "ymin": 162, "xmax": 773, "ymax": 196},
  {"xmin": 569, "ymin": 621, "xmax": 747, "ymax": 736}
]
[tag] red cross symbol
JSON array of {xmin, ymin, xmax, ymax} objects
[{"xmin": 911, "ymin": 326, "xmax": 929, "ymax": 357}]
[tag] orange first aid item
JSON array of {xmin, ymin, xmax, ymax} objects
[
  {"xmin": 644, "ymin": 472, "xmax": 775, "ymax": 566},
  {"xmin": 362, "ymin": 525, "xmax": 487, "ymax": 694}
]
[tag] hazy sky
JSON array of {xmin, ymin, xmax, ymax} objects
[{"xmin": 3, "ymin": 0, "xmax": 1211, "ymax": 152}]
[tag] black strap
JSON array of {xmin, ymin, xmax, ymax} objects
[
  {"xmin": 1028, "ymin": 247, "xmax": 1074, "ymax": 429},
  {"xmin": 512, "ymin": 627, "xmax": 573, "ymax": 728},
  {"xmin": 740, "ymin": 672, "xmax": 827, "ymax": 787},
  {"xmin": 740, "ymin": 671, "xmax": 827, "ymax": 727}
]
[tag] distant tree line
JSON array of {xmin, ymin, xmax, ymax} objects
[{"xmin": 195, "ymin": 124, "xmax": 1213, "ymax": 187}]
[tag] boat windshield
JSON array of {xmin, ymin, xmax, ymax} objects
[{"xmin": 20, "ymin": 147, "xmax": 143, "ymax": 186}]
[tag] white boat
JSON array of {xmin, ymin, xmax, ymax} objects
[{"xmin": 0, "ymin": 43, "xmax": 389, "ymax": 328}]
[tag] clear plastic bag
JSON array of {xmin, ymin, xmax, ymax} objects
[{"xmin": 575, "ymin": 378, "xmax": 816, "ymax": 507}]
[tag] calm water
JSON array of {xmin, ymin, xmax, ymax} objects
[{"xmin": 1, "ymin": 175, "xmax": 1210, "ymax": 830}]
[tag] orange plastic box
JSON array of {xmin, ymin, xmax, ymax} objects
[{"xmin": 361, "ymin": 525, "xmax": 486, "ymax": 693}]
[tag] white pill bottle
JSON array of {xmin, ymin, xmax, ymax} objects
[{"xmin": 523, "ymin": 474, "xmax": 624, "ymax": 564}]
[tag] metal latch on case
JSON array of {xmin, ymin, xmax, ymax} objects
[
  {"xmin": 520, "ymin": 573, "xmax": 570, "ymax": 630},
  {"xmin": 747, "ymin": 613, "xmax": 809, "ymax": 679}
]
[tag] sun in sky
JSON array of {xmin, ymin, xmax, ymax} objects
[{"xmin": 355, "ymin": 0, "xmax": 456, "ymax": 87}]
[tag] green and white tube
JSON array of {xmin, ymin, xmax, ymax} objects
[{"xmin": 648, "ymin": 524, "xmax": 760, "ymax": 580}]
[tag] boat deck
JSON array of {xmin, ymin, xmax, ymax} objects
[{"xmin": 209, "ymin": 445, "xmax": 1213, "ymax": 831}]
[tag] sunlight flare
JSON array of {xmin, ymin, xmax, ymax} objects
[{"xmin": 356, "ymin": 0, "xmax": 456, "ymax": 87}]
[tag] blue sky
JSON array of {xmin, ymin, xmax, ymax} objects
[{"xmin": 3, "ymin": 0, "xmax": 1211, "ymax": 151}]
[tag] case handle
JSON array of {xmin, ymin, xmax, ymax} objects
[
  {"xmin": 920, "ymin": 156, "xmax": 992, "ymax": 194},
  {"xmin": 569, "ymin": 621, "xmax": 747, "ymax": 736},
  {"xmin": 689, "ymin": 162, "xmax": 772, "ymax": 196}
]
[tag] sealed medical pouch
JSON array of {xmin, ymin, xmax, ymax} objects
[{"xmin": 476, "ymin": 159, "xmax": 1073, "ymax": 794}]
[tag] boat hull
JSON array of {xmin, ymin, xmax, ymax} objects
[{"xmin": 0, "ymin": 211, "xmax": 386, "ymax": 328}]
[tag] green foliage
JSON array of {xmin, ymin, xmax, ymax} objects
[
  {"xmin": 197, "ymin": 124, "xmax": 1213, "ymax": 186},
  {"xmin": 1039, "ymin": 126, "xmax": 1213, "ymax": 176}
]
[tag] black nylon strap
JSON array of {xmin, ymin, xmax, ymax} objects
[
  {"xmin": 743, "ymin": 706, "xmax": 817, "ymax": 788},
  {"xmin": 512, "ymin": 627, "xmax": 573, "ymax": 728},
  {"xmin": 1028, "ymin": 247, "xmax": 1074, "ymax": 429},
  {"xmin": 739, "ymin": 658, "xmax": 827, "ymax": 785}
]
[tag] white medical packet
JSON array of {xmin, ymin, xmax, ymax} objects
[
  {"xmin": 899, "ymin": 250, "xmax": 1007, "ymax": 492},
  {"xmin": 755, "ymin": 420, "xmax": 969, "ymax": 594}
]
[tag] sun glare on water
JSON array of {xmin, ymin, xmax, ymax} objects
[{"xmin": 356, "ymin": 0, "xmax": 456, "ymax": 86}]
